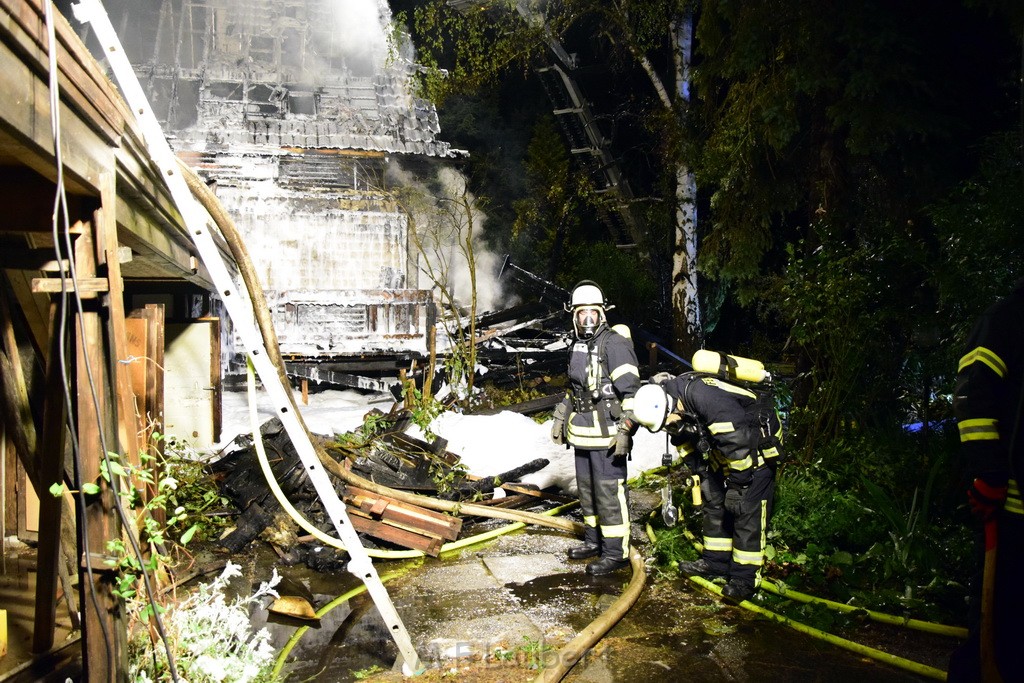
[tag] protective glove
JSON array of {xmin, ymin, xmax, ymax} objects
[
  {"xmin": 613, "ymin": 428, "xmax": 632, "ymax": 457},
  {"xmin": 619, "ymin": 411, "xmax": 640, "ymax": 436},
  {"xmin": 967, "ymin": 478, "xmax": 1008, "ymax": 521},
  {"xmin": 550, "ymin": 402, "xmax": 568, "ymax": 446},
  {"xmin": 725, "ymin": 485, "xmax": 746, "ymax": 515}
]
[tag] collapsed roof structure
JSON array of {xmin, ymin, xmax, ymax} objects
[{"xmin": 90, "ymin": 0, "xmax": 463, "ymax": 380}]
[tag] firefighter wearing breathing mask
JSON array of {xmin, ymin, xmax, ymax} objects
[
  {"xmin": 633, "ymin": 375, "xmax": 783, "ymax": 602},
  {"xmin": 550, "ymin": 281, "xmax": 641, "ymax": 575}
]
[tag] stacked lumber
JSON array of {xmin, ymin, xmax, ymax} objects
[{"xmin": 343, "ymin": 485, "xmax": 461, "ymax": 557}]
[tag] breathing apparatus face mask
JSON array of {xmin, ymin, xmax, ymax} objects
[{"xmin": 573, "ymin": 306, "xmax": 603, "ymax": 339}]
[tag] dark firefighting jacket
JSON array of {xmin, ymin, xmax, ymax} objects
[
  {"xmin": 561, "ymin": 324, "xmax": 641, "ymax": 450},
  {"xmin": 661, "ymin": 372, "xmax": 782, "ymax": 487},
  {"xmin": 955, "ymin": 278, "xmax": 1024, "ymax": 496}
]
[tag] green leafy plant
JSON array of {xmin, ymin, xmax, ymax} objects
[
  {"xmin": 129, "ymin": 562, "xmax": 283, "ymax": 683},
  {"xmin": 352, "ymin": 664, "xmax": 387, "ymax": 680},
  {"xmin": 518, "ymin": 635, "xmax": 555, "ymax": 670}
]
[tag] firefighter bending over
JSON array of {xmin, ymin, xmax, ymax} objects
[
  {"xmin": 947, "ymin": 277, "xmax": 1024, "ymax": 682},
  {"xmin": 550, "ymin": 281, "xmax": 641, "ymax": 575},
  {"xmin": 632, "ymin": 372, "xmax": 784, "ymax": 602}
]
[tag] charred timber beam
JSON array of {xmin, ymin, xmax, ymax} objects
[
  {"xmin": 451, "ymin": 458, "xmax": 550, "ymax": 499},
  {"xmin": 286, "ymin": 363, "xmax": 400, "ymax": 394}
]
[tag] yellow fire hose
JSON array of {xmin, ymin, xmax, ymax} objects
[
  {"xmin": 645, "ymin": 520, "xmax": 956, "ymax": 681},
  {"xmin": 271, "ymin": 571, "xmax": 400, "ymax": 678},
  {"xmin": 760, "ymin": 579, "xmax": 967, "ymax": 639},
  {"xmin": 532, "ymin": 548, "xmax": 646, "ymax": 683}
]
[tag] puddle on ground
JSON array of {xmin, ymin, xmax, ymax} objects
[{"xmin": 220, "ymin": 526, "xmax": 947, "ymax": 683}]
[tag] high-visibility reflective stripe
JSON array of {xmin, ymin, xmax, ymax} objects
[
  {"xmin": 733, "ymin": 548, "xmax": 764, "ymax": 565},
  {"xmin": 584, "ymin": 515, "xmax": 598, "ymax": 527},
  {"xmin": 729, "ymin": 455, "xmax": 753, "ymax": 471},
  {"xmin": 570, "ymin": 419, "xmax": 610, "ymax": 437},
  {"xmin": 677, "ymin": 442, "xmax": 698, "ymax": 456},
  {"xmin": 709, "ymin": 422, "xmax": 735, "ymax": 434},
  {"xmin": 760, "ymin": 499, "xmax": 768, "ymax": 555},
  {"xmin": 1007, "ymin": 480, "xmax": 1023, "ymax": 516},
  {"xmin": 617, "ymin": 479, "xmax": 629, "ymax": 534},
  {"xmin": 601, "ymin": 523, "xmax": 629, "ymax": 538},
  {"xmin": 958, "ymin": 418, "xmax": 999, "ymax": 442},
  {"xmin": 704, "ymin": 536, "xmax": 732, "ymax": 552},
  {"xmin": 761, "ymin": 446, "xmax": 780, "ymax": 458},
  {"xmin": 958, "ymin": 347, "xmax": 1007, "ymax": 377},
  {"xmin": 610, "ymin": 364, "xmax": 639, "ymax": 382},
  {"xmin": 587, "ymin": 354, "xmax": 601, "ymax": 393},
  {"xmin": 707, "ymin": 379, "xmax": 756, "ymax": 399},
  {"xmin": 569, "ymin": 435, "xmax": 616, "ymax": 448}
]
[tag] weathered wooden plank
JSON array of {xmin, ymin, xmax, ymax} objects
[
  {"xmin": 346, "ymin": 485, "xmax": 462, "ymax": 541},
  {"xmin": 31, "ymin": 277, "xmax": 109, "ymax": 294},
  {"xmin": 346, "ymin": 510, "xmax": 444, "ymax": 557},
  {"xmin": 2, "ymin": 270, "xmax": 49, "ymax": 362},
  {"xmin": 74, "ymin": 222, "xmax": 126, "ymax": 681},
  {"xmin": 31, "ymin": 298, "xmax": 68, "ymax": 654},
  {"xmin": 97, "ymin": 175, "xmax": 143, "ymax": 476},
  {"xmin": 0, "ymin": 35, "xmax": 113, "ymax": 194},
  {"xmin": 0, "ymin": 0, "xmax": 123, "ymax": 141},
  {"xmin": 125, "ymin": 306, "xmax": 167, "ymax": 486}
]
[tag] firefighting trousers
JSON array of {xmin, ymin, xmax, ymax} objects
[
  {"xmin": 698, "ymin": 465, "xmax": 775, "ymax": 584},
  {"xmin": 574, "ymin": 447, "xmax": 630, "ymax": 560},
  {"xmin": 948, "ymin": 479, "xmax": 1024, "ymax": 682}
]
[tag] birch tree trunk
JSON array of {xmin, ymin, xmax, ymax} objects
[
  {"xmin": 626, "ymin": 11, "xmax": 700, "ymax": 355},
  {"xmin": 671, "ymin": 15, "xmax": 701, "ymax": 355}
]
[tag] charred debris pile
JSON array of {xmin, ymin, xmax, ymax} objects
[{"xmin": 208, "ymin": 404, "xmax": 569, "ymax": 571}]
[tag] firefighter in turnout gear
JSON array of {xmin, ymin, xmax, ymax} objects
[
  {"xmin": 550, "ymin": 281, "xmax": 641, "ymax": 575},
  {"xmin": 632, "ymin": 370, "xmax": 784, "ymax": 603},
  {"xmin": 947, "ymin": 278, "xmax": 1024, "ymax": 682}
]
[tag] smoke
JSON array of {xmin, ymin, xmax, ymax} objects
[
  {"xmin": 435, "ymin": 167, "xmax": 506, "ymax": 315},
  {"xmin": 389, "ymin": 161, "xmax": 509, "ymax": 317},
  {"xmin": 330, "ymin": 0, "xmax": 391, "ymax": 75}
]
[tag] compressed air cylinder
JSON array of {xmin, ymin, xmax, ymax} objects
[{"xmin": 692, "ymin": 349, "xmax": 768, "ymax": 383}]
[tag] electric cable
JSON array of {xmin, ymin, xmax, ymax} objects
[
  {"xmin": 44, "ymin": 0, "xmax": 110, "ymax": 669},
  {"xmin": 43, "ymin": 3, "xmax": 178, "ymax": 678}
]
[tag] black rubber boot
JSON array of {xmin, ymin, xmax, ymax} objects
[
  {"xmin": 567, "ymin": 543, "xmax": 601, "ymax": 560},
  {"xmin": 677, "ymin": 558, "xmax": 728, "ymax": 580},
  {"xmin": 721, "ymin": 579, "xmax": 756, "ymax": 603},
  {"xmin": 585, "ymin": 557, "xmax": 629, "ymax": 575}
]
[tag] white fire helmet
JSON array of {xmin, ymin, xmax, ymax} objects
[
  {"xmin": 567, "ymin": 280, "xmax": 607, "ymax": 339},
  {"xmin": 633, "ymin": 383, "xmax": 671, "ymax": 432}
]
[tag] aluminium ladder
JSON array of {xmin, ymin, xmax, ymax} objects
[{"xmin": 70, "ymin": 0, "xmax": 422, "ymax": 674}]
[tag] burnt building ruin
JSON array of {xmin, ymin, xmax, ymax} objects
[{"xmin": 81, "ymin": 0, "xmax": 461, "ymax": 379}]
